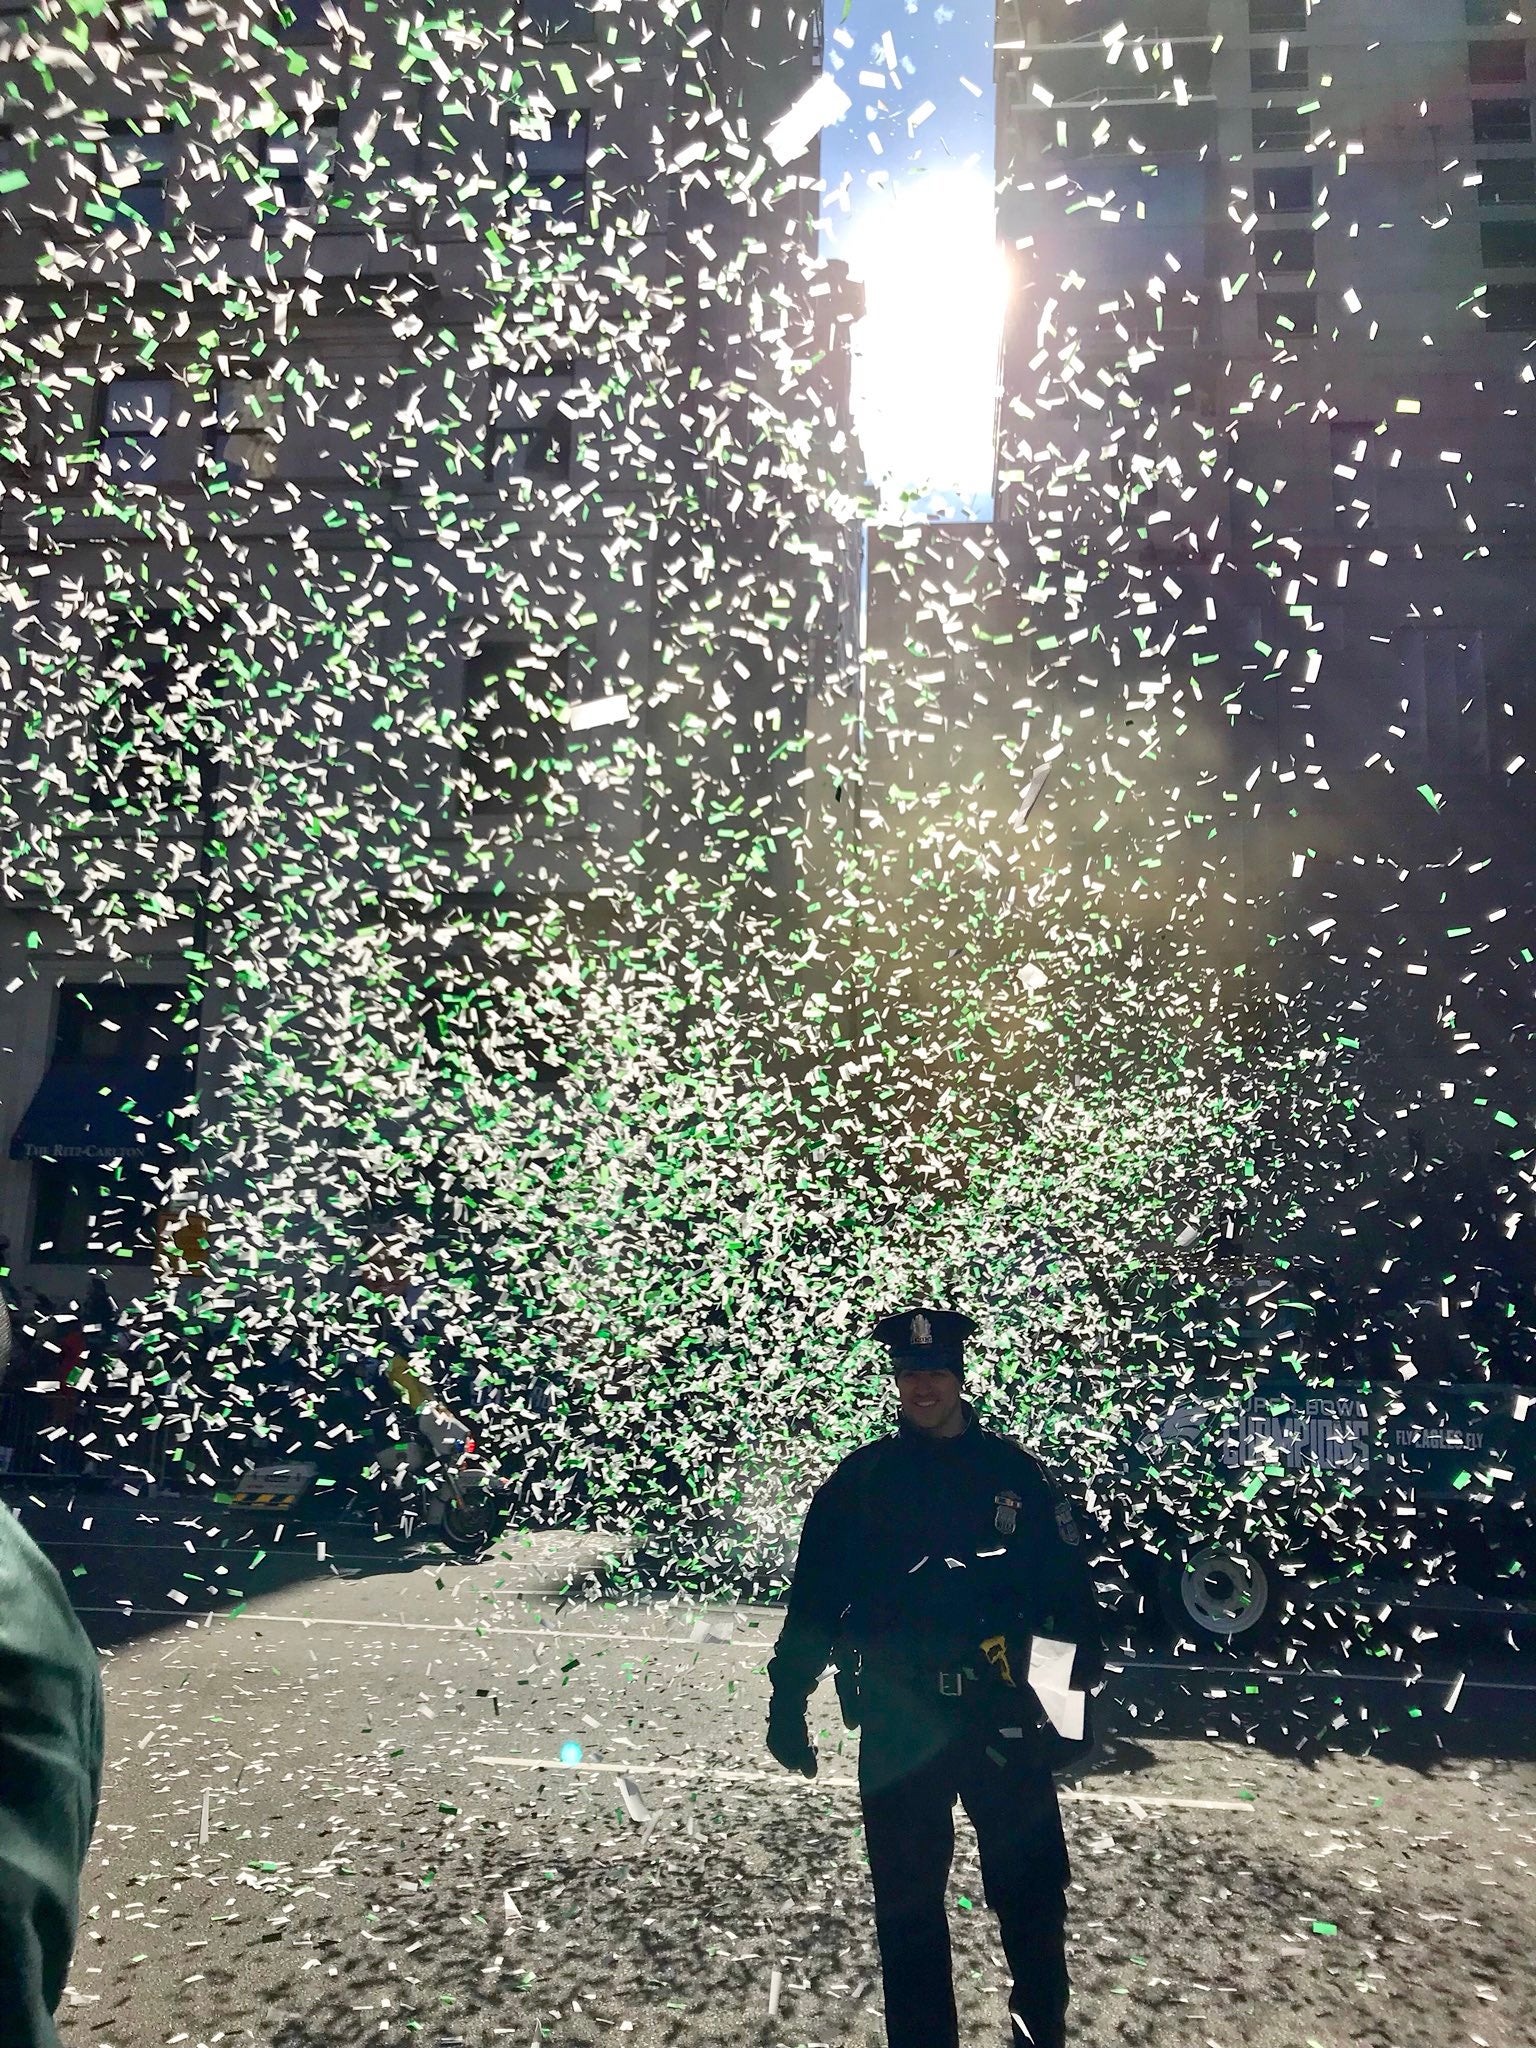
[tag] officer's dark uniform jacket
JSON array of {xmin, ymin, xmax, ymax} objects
[{"xmin": 769, "ymin": 1406, "xmax": 1104, "ymax": 1791}]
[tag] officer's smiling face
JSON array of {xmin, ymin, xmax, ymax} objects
[{"xmin": 896, "ymin": 1365, "xmax": 965, "ymax": 1435}]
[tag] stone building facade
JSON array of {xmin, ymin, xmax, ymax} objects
[{"xmin": 0, "ymin": 0, "xmax": 863, "ymax": 1304}]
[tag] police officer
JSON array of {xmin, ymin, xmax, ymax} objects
[{"xmin": 765, "ymin": 1308, "xmax": 1104, "ymax": 2048}]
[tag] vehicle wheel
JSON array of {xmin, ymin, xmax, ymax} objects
[
  {"xmin": 439, "ymin": 1499, "xmax": 500, "ymax": 1555},
  {"xmin": 1158, "ymin": 1542, "xmax": 1282, "ymax": 1651}
]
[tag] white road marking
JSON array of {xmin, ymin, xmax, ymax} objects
[
  {"xmin": 1121, "ymin": 1659, "xmax": 1536, "ymax": 1693},
  {"xmin": 73, "ymin": 1606, "xmax": 1536, "ymax": 1694},
  {"xmin": 468, "ymin": 1752, "xmax": 1255, "ymax": 1812},
  {"xmin": 76, "ymin": 1606, "xmax": 753, "ymax": 1647}
]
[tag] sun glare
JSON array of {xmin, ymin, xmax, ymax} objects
[{"xmin": 843, "ymin": 170, "xmax": 1010, "ymax": 520}]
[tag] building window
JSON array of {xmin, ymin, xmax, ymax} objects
[
  {"xmin": 143, "ymin": 0, "xmax": 195, "ymax": 41},
  {"xmin": 511, "ymin": 109, "xmax": 590, "ymax": 224},
  {"xmin": 1400, "ymin": 630, "xmax": 1489, "ymax": 773},
  {"xmin": 1251, "ymin": 45, "xmax": 1310, "ymax": 90},
  {"xmin": 514, "ymin": 3, "xmax": 593, "ymax": 39},
  {"xmin": 52, "ymin": 982, "xmax": 192, "ymax": 1067},
  {"xmin": 0, "ymin": 124, "xmax": 24, "ymax": 226},
  {"xmin": 1469, "ymin": 39, "xmax": 1528, "ymax": 85},
  {"xmin": 23, "ymin": 984, "xmax": 195, "ymax": 1266},
  {"xmin": 98, "ymin": 377, "xmax": 175, "ymax": 481},
  {"xmin": 258, "ymin": 108, "xmax": 338, "ymax": 213},
  {"xmin": 97, "ymin": 120, "xmax": 169, "ymax": 231},
  {"xmin": 1257, "ymin": 227, "xmax": 1315, "ymax": 271},
  {"xmin": 1260, "ymin": 291, "xmax": 1316, "ymax": 339},
  {"xmin": 1484, "ymin": 278, "xmax": 1536, "ymax": 323},
  {"xmin": 1330, "ymin": 419, "xmax": 1378, "ymax": 531},
  {"xmin": 1472, "ymin": 96, "xmax": 1533, "ymax": 141},
  {"xmin": 461, "ymin": 642, "xmax": 567, "ymax": 813},
  {"xmin": 30, "ymin": 1160, "xmax": 165, "ymax": 1264},
  {"xmin": 207, "ymin": 377, "xmax": 283, "ymax": 479},
  {"xmin": 269, "ymin": 0, "xmax": 336, "ymax": 39},
  {"xmin": 1258, "ymin": 165, "xmax": 1313, "ymax": 211},
  {"xmin": 1252, "ymin": 104, "xmax": 1312, "ymax": 149},
  {"xmin": 1250, "ymin": 0, "xmax": 1308, "ymax": 27},
  {"xmin": 1482, "ymin": 217, "xmax": 1536, "ymax": 262},
  {"xmin": 82, "ymin": 608, "xmax": 221, "ymax": 820},
  {"xmin": 85, "ymin": 608, "xmax": 185, "ymax": 811},
  {"xmin": 1477, "ymin": 154, "xmax": 1536, "ymax": 202},
  {"xmin": 491, "ymin": 374, "xmax": 577, "ymax": 484}
]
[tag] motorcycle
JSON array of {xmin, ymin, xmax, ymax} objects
[
  {"xmin": 228, "ymin": 1400, "xmax": 514, "ymax": 1556},
  {"xmin": 375, "ymin": 1400, "xmax": 515, "ymax": 1554}
]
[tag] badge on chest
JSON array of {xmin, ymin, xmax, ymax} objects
[{"xmin": 992, "ymin": 1489, "xmax": 1021, "ymax": 1536}]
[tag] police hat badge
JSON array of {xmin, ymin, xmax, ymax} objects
[
  {"xmin": 872, "ymin": 1307, "xmax": 979, "ymax": 1372},
  {"xmin": 993, "ymin": 1489, "xmax": 1021, "ymax": 1536}
]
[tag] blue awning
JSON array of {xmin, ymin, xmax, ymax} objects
[{"xmin": 7, "ymin": 1059, "xmax": 196, "ymax": 1164}]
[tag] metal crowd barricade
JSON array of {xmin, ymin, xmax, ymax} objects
[{"xmin": 0, "ymin": 1384, "xmax": 170, "ymax": 1488}]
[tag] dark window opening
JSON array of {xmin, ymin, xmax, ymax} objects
[
  {"xmin": 30, "ymin": 1159, "xmax": 164, "ymax": 1265},
  {"xmin": 259, "ymin": 108, "xmax": 339, "ymax": 213},
  {"xmin": 1473, "ymin": 96, "xmax": 1533, "ymax": 141},
  {"xmin": 512, "ymin": 109, "xmax": 590, "ymax": 224},
  {"xmin": 492, "ymin": 375, "xmax": 577, "ymax": 482},
  {"xmin": 1260, "ymin": 291, "xmax": 1317, "ymax": 339},
  {"xmin": 1401, "ymin": 630, "xmax": 1489, "ymax": 773},
  {"xmin": 98, "ymin": 118, "xmax": 168, "ymax": 230},
  {"xmin": 1251, "ymin": 45, "xmax": 1310, "ymax": 90},
  {"xmin": 1469, "ymin": 38, "xmax": 1528, "ymax": 84},
  {"xmin": 1482, "ymin": 217, "xmax": 1536, "ymax": 260},
  {"xmin": 1330, "ymin": 419, "xmax": 1378, "ymax": 532},
  {"xmin": 24, "ymin": 983, "xmax": 195, "ymax": 1265},
  {"xmin": 461, "ymin": 642, "xmax": 568, "ymax": 813},
  {"xmin": 1250, "ymin": 0, "xmax": 1308, "ymax": 29},
  {"xmin": 51, "ymin": 983, "xmax": 194, "ymax": 1068},
  {"xmin": 207, "ymin": 377, "xmax": 283, "ymax": 480},
  {"xmin": 514, "ymin": 3, "xmax": 594, "ymax": 39},
  {"xmin": 1257, "ymin": 227, "xmax": 1315, "ymax": 271},
  {"xmin": 1477, "ymin": 154, "xmax": 1536, "ymax": 202},
  {"xmin": 85, "ymin": 609, "xmax": 212, "ymax": 814},
  {"xmin": 1485, "ymin": 278, "xmax": 1536, "ymax": 322},
  {"xmin": 98, "ymin": 376, "xmax": 174, "ymax": 481},
  {"xmin": 1259, "ymin": 166, "xmax": 1313, "ymax": 211},
  {"xmin": 269, "ymin": 0, "xmax": 336, "ymax": 39},
  {"xmin": 1253, "ymin": 104, "xmax": 1312, "ymax": 150}
]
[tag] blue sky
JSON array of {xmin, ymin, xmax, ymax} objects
[
  {"xmin": 816, "ymin": 0, "xmax": 1000, "ymax": 518},
  {"xmin": 819, "ymin": 0, "xmax": 993, "ymax": 241}
]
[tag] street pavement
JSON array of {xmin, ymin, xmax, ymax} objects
[{"xmin": 9, "ymin": 1489, "xmax": 1535, "ymax": 2048}]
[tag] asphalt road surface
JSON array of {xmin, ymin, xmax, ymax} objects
[{"xmin": 11, "ymin": 1492, "xmax": 1536, "ymax": 2048}]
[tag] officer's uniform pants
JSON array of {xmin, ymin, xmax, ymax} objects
[{"xmin": 860, "ymin": 1742, "xmax": 1070, "ymax": 2048}]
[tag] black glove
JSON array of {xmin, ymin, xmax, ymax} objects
[{"xmin": 766, "ymin": 1694, "xmax": 817, "ymax": 1778}]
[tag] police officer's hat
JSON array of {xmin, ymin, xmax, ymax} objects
[{"xmin": 872, "ymin": 1307, "xmax": 978, "ymax": 1378}]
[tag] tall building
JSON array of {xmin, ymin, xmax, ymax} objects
[
  {"xmin": 0, "ymin": 0, "xmax": 863, "ymax": 1310},
  {"xmin": 851, "ymin": 0, "xmax": 1536, "ymax": 1284}
]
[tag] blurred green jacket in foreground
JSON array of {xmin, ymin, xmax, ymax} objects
[{"xmin": 0, "ymin": 1507, "xmax": 104, "ymax": 2047}]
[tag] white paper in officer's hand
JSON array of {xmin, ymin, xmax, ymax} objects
[{"xmin": 1028, "ymin": 1635, "xmax": 1086, "ymax": 1743}]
